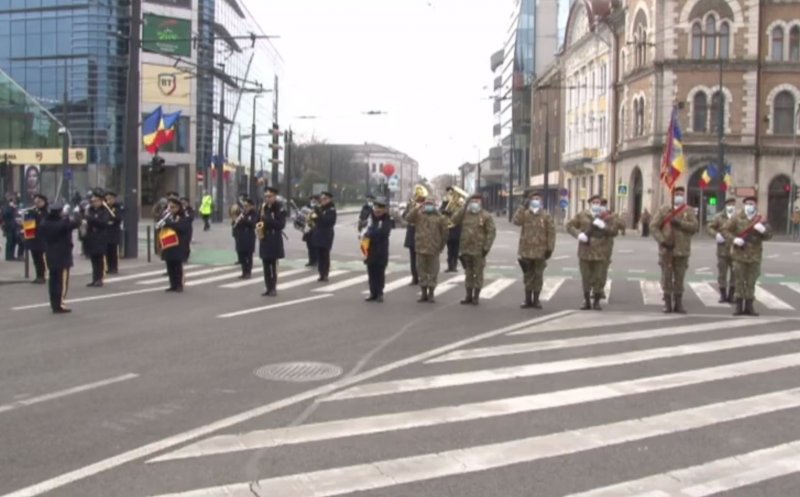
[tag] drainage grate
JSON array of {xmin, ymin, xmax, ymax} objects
[{"xmin": 254, "ymin": 362, "xmax": 343, "ymax": 383}]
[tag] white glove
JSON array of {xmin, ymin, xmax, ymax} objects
[
  {"xmin": 734, "ymin": 237, "xmax": 745, "ymax": 247},
  {"xmin": 578, "ymin": 233, "xmax": 589, "ymax": 243},
  {"xmin": 754, "ymin": 223, "xmax": 766, "ymax": 234},
  {"xmin": 592, "ymin": 218, "xmax": 606, "ymax": 229},
  {"xmin": 715, "ymin": 233, "xmax": 725, "ymax": 244}
]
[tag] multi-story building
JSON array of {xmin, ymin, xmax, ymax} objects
[{"xmin": 531, "ymin": 60, "xmax": 564, "ymax": 217}]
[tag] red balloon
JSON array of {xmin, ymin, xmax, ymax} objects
[{"xmin": 382, "ymin": 164, "xmax": 395, "ymax": 177}]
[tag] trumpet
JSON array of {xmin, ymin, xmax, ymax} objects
[
  {"xmin": 155, "ymin": 210, "xmax": 171, "ymax": 230},
  {"xmin": 102, "ymin": 201, "xmax": 116, "ymax": 218}
]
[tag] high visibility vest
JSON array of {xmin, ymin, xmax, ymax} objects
[{"xmin": 199, "ymin": 195, "xmax": 213, "ymax": 215}]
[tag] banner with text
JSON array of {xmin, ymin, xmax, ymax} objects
[{"xmin": 142, "ymin": 14, "xmax": 192, "ymax": 57}]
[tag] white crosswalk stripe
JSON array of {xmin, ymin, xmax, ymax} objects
[
  {"xmin": 604, "ymin": 279, "xmax": 612, "ymax": 301},
  {"xmin": 184, "ymin": 271, "xmax": 243, "ymax": 287},
  {"xmin": 362, "ymin": 275, "xmax": 413, "ymax": 295},
  {"xmin": 540, "ymin": 276, "xmax": 566, "ymax": 301},
  {"xmin": 688, "ymin": 281, "xmax": 729, "ymax": 308},
  {"xmin": 280, "ymin": 270, "xmax": 349, "ymax": 290},
  {"xmin": 104, "ymin": 266, "xmax": 199, "ymax": 283},
  {"xmin": 219, "ymin": 268, "xmax": 308, "ymax": 289},
  {"xmin": 312, "ymin": 274, "xmax": 369, "ymax": 293},
  {"xmin": 135, "ymin": 266, "xmax": 231, "ymax": 285},
  {"xmin": 639, "ymin": 279, "xmax": 663, "ymax": 305},
  {"xmin": 755, "ymin": 285, "xmax": 794, "ymax": 310},
  {"xmin": 435, "ymin": 274, "xmax": 465, "ymax": 296},
  {"xmin": 480, "ymin": 278, "xmax": 516, "ymax": 299},
  {"xmin": 783, "ymin": 282, "xmax": 800, "ymax": 296}
]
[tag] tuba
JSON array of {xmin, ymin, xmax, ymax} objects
[
  {"xmin": 412, "ymin": 184, "xmax": 429, "ymax": 202},
  {"xmin": 444, "ymin": 185, "xmax": 467, "ymax": 227}
]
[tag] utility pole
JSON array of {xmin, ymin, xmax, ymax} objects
[
  {"xmin": 716, "ymin": 41, "xmax": 725, "ymax": 209},
  {"xmin": 270, "ymin": 75, "xmax": 280, "ymax": 187},
  {"xmin": 284, "ymin": 128, "xmax": 292, "ymax": 201},
  {"xmin": 328, "ymin": 147, "xmax": 334, "ymax": 192},
  {"xmin": 544, "ymin": 98, "xmax": 550, "ymax": 212},
  {"xmin": 249, "ymin": 94, "xmax": 260, "ymax": 200},
  {"xmin": 214, "ymin": 64, "xmax": 226, "ymax": 222},
  {"xmin": 59, "ymin": 61, "xmax": 70, "ymax": 202},
  {"xmin": 123, "ymin": 0, "xmax": 141, "ymax": 259},
  {"xmin": 508, "ymin": 134, "xmax": 515, "ymax": 221}
]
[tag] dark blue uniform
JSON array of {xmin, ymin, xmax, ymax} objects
[
  {"xmin": 304, "ymin": 203, "xmax": 317, "ymax": 266},
  {"xmin": 259, "ymin": 203, "xmax": 286, "ymax": 295},
  {"xmin": 83, "ymin": 206, "xmax": 110, "ymax": 286},
  {"xmin": 24, "ymin": 206, "xmax": 48, "ymax": 281},
  {"xmin": 161, "ymin": 213, "xmax": 191, "ymax": 291},
  {"xmin": 358, "ymin": 203, "xmax": 372, "ymax": 231},
  {"xmin": 2, "ymin": 203, "xmax": 19, "ymax": 261},
  {"xmin": 365, "ymin": 211, "xmax": 392, "ymax": 300},
  {"xmin": 440, "ymin": 201, "xmax": 461, "ymax": 272},
  {"xmin": 105, "ymin": 204, "xmax": 123, "ymax": 274},
  {"xmin": 38, "ymin": 213, "xmax": 79, "ymax": 312},
  {"xmin": 404, "ymin": 210, "xmax": 418, "ymax": 285},
  {"xmin": 233, "ymin": 209, "xmax": 258, "ymax": 277},
  {"xmin": 311, "ymin": 203, "xmax": 337, "ymax": 281}
]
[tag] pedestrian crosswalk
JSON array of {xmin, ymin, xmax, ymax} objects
[{"xmin": 135, "ymin": 311, "xmax": 800, "ymax": 496}]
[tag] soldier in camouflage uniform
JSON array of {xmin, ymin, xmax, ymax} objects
[
  {"xmin": 513, "ymin": 191, "xmax": 555, "ymax": 309},
  {"xmin": 650, "ymin": 186, "xmax": 699, "ymax": 314},
  {"xmin": 722, "ymin": 196, "xmax": 772, "ymax": 316},
  {"xmin": 706, "ymin": 198, "xmax": 737, "ymax": 303},
  {"xmin": 566, "ymin": 194, "xmax": 619, "ymax": 311},
  {"xmin": 405, "ymin": 198, "xmax": 448, "ymax": 303},
  {"xmin": 599, "ymin": 198, "xmax": 625, "ymax": 300},
  {"xmin": 450, "ymin": 194, "xmax": 496, "ymax": 305}
]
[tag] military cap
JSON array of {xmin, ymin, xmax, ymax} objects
[
  {"xmin": 724, "ymin": 198, "xmax": 736, "ymax": 205},
  {"xmin": 105, "ymin": 191, "xmax": 117, "ymax": 198},
  {"xmin": 167, "ymin": 197, "xmax": 182, "ymax": 206},
  {"xmin": 90, "ymin": 190, "xmax": 104, "ymax": 199},
  {"xmin": 373, "ymin": 196, "xmax": 388, "ymax": 207},
  {"xmin": 673, "ymin": 186, "xmax": 686, "ymax": 194},
  {"xmin": 320, "ymin": 191, "xmax": 333, "ymax": 198},
  {"xmin": 33, "ymin": 193, "xmax": 49, "ymax": 202},
  {"xmin": 264, "ymin": 186, "xmax": 280, "ymax": 195},
  {"xmin": 588, "ymin": 194, "xmax": 602, "ymax": 203},
  {"xmin": 743, "ymin": 196, "xmax": 758, "ymax": 203},
  {"xmin": 242, "ymin": 197, "xmax": 255, "ymax": 205}
]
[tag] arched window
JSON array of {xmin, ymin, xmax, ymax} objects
[
  {"xmin": 790, "ymin": 26, "xmax": 800, "ymax": 61},
  {"xmin": 635, "ymin": 98, "xmax": 645, "ymax": 137},
  {"xmin": 619, "ymin": 104, "xmax": 626, "ymax": 142},
  {"xmin": 693, "ymin": 92, "xmax": 708, "ymax": 132},
  {"xmin": 774, "ymin": 91, "xmax": 797, "ymax": 135},
  {"xmin": 692, "ymin": 22, "xmax": 703, "ymax": 59},
  {"xmin": 719, "ymin": 22, "xmax": 730, "ymax": 59},
  {"xmin": 705, "ymin": 16, "xmax": 717, "ymax": 59},
  {"xmin": 773, "ymin": 26, "xmax": 785, "ymax": 61},
  {"xmin": 710, "ymin": 91, "xmax": 725, "ymax": 133}
]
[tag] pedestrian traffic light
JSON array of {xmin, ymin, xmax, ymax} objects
[
  {"xmin": 150, "ymin": 155, "xmax": 165, "ymax": 174},
  {"xmin": 708, "ymin": 195, "xmax": 717, "ymax": 206}
]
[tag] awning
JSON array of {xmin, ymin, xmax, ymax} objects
[{"xmin": 529, "ymin": 171, "xmax": 560, "ymax": 188}]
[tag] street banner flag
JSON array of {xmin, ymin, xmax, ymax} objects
[
  {"xmin": 699, "ymin": 164, "xmax": 718, "ymax": 189},
  {"xmin": 721, "ymin": 164, "xmax": 733, "ymax": 192},
  {"xmin": 142, "ymin": 106, "xmax": 182, "ymax": 154},
  {"xmin": 659, "ymin": 107, "xmax": 686, "ymax": 191}
]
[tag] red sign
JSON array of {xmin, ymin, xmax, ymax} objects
[
  {"xmin": 382, "ymin": 164, "xmax": 395, "ymax": 177},
  {"xmin": 735, "ymin": 187, "xmax": 756, "ymax": 197}
]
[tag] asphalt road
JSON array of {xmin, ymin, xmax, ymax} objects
[{"xmin": 2, "ymin": 212, "xmax": 800, "ymax": 496}]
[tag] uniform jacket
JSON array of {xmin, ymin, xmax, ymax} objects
[
  {"xmin": 83, "ymin": 206, "xmax": 110, "ymax": 256},
  {"xmin": 184, "ymin": 206, "xmax": 195, "ymax": 243},
  {"xmin": 39, "ymin": 215, "xmax": 79, "ymax": 270},
  {"xmin": 403, "ymin": 199, "xmax": 421, "ymax": 249},
  {"xmin": 311, "ymin": 203, "xmax": 337, "ymax": 250},
  {"xmin": 358, "ymin": 203, "xmax": 372, "ymax": 231},
  {"xmin": 199, "ymin": 195, "xmax": 213, "ymax": 216},
  {"xmin": 452, "ymin": 207, "xmax": 496, "ymax": 257},
  {"xmin": 364, "ymin": 212, "xmax": 392, "ymax": 266},
  {"xmin": 233, "ymin": 209, "xmax": 258, "ymax": 253},
  {"xmin": 161, "ymin": 213, "xmax": 191, "ymax": 262},
  {"xmin": 23, "ymin": 206, "xmax": 48, "ymax": 252},
  {"xmin": 566, "ymin": 210, "xmax": 619, "ymax": 261},
  {"xmin": 650, "ymin": 204, "xmax": 699, "ymax": 257},
  {"xmin": 722, "ymin": 211, "xmax": 773, "ymax": 263},
  {"xmin": 105, "ymin": 204, "xmax": 123, "ymax": 245},
  {"xmin": 706, "ymin": 211, "xmax": 734, "ymax": 258},
  {"xmin": 406, "ymin": 206, "xmax": 448, "ymax": 255},
  {"xmin": 601, "ymin": 212, "xmax": 626, "ymax": 259},
  {"xmin": 1, "ymin": 204, "xmax": 17, "ymax": 235},
  {"xmin": 513, "ymin": 207, "xmax": 556, "ymax": 260},
  {"xmin": 259, "ymin": 203, "xmax": 286, "ymax": 260}
]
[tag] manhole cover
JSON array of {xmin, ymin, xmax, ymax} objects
[{"xmin": 254, "ymin": 362, "xmax": 343, "ymax": 383}]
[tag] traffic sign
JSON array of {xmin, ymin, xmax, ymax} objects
[
  {"xmin": 617, "ymin": 184, "xmax": 629, "ymax": 197},
  {"xmin": 559, "ymin": 198, "xmax": 569, "ymax": 210},
  {"xmin": 559, "ymin": 188, "xmax": 569, "ymax": 197}
]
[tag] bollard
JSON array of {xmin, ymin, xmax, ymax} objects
[
  {"xmin": 23, "ymin": 248, "xmax": 29, "ymax": 279},
  {"xmin": 146, "ymin": 225, "xmax": 151, "ymax": 263}
]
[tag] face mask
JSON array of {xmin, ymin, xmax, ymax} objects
[
  {"xmin": 530, "ymin": 199, "xmax": 541, "ymax": 210},
  {"xmin": 590, "ymin": 204, "xmax": 602, "ymax": 215},
  {"xmin": 674, "ymin": 196, "xmax": 685, "ymax": 206},
  {"xmin": 367, "ymin": 202, "xmax": 374, "ymax": 208},
  {"xmin": 310, "ymin": 201, "xmax": 318, "ymax": 208},
  {"xmin": 745, "ymin": 205, "xmax": 756, "ymax": 216},
  {"xmin": 468, "ymin": 202, "xmax": 481, "ymax": 214},
  {"xmin": 424, "ymin": 205, "xmax": 436, "ymax": 214},
  {"xmin": 725, "ymin": 206, "xmax": 735, "ymax": 216}
]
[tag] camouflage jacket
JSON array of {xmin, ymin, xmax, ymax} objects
[
  {"xmin": 452, "ymin": 207, "xmax": 496, "ymax": 256},
  {"xmin": 650, "ymin": 204, "xmax": 699, "ymax": 257},
  {"xmin": 722, "ymin": 211, "xmax": 773, "ymax": 263},
  {"xmin": 512, "ymin": 207, "xmax": 555, "ymax": 260},
  {"xmin": 405, "ymin": 206, "xmax": 448, "ymax": 255},
  {"xmin": 566, "ymin": 210, "xmax": 619, "ymax": 261},
  {"xmin": 601, "ymin": 212, "xmax": 626, "ymax": 259},
  {"xmin": 706, "ymin": 211, "xmax": 734, "ymax": 258}
]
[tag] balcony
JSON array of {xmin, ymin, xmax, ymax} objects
[{"xmin": 493, "ymin": 124, "xmax": 502, "ymax": 137}]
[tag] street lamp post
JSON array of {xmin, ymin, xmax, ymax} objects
[
  {"xmin": 249, "ymin": 93, "xmax": 262, "ymax": 200},
  {"xmin": 214, "ymin": 63, "xmax": 226, "ymax": 223},
  {"xmin": 123, "ymin": 0, "xmax": 142, "ymax": 258},
  {"xmin": 788, "ymin": 103, "xmax": 799, "ymax": 235}
]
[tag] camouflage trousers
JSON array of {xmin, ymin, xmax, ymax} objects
[
  {"xmin": 717, "ymin": 254, "xmax": 734, "ymax": 289},
  {"xmin": 579, "ymin": 260, "xmax": 605, "ymax": 294},
  {"xmin": 659, "ymin": 254, "xmax": 688, "ymax": 296},
  {"xmin": 460, "ymin": 254, "xmax": 486, "ymax": 289},
  {"xmin": 416, "ymin": 253, "xmax": 440, "ymax": 288},
  {"xmin": 520, "ymin": 258, "xmax": 547, "ymax": 292},
  {"xmin": 600, "ymin": 259, "xmax": 612, "ymax": 292},
  {"xmin": 733, "ymin": 261, "xmax": 760, "ymax": 300}
]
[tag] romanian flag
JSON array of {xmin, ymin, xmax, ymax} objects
[
  {"xmin": 142, "ymin": 106, "xmax": 182, "ymax": 154},
  {"xmin": 699, "ymin": 164, "xmax": 718, "ymax": 189},
  {"xmin": 659, "ymin": 107, "xmax": 687, "ymax": 191},
  {"xmin": 721, "ymin": 164, "xmax": 733, "ymax": 192}
]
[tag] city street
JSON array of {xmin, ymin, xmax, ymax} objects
[{"xmin": 3, "ymin": 212, "xmax": 800, "ymax": 496}]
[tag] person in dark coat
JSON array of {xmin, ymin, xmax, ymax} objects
[
  {"xmin": 180, "ymin": 197, "xmax": 194, "ymax": 263},
  {"xmin": 311, "ymin": 191, "xmax": 337, "ymax": 282},
  {"xmin": 160, "ymin": 198, "xmax": 192, "ymax": 292},
  {"xmin": 2, "ymin": 196, "xmax": 20, "ymax": 261},
  {"xmin": 24, "ymin": 194, "xmax": 49, "ymax": 283},
  {"xmin": 258, "ymin": 186, "xmax": 287, "ymax": 296},
  {"xmin": 103, "ymin": 191, "xmax": 123, "ymax": 274},
  {"xmin": 304, "ymin": 194, "xmax": 319, "ymax": 267},
  {"xmin": 83, "ymin": 191, "xmax": 110, "ymax": 287},
  {"xmin": 38, "ymin": 201, "xmax": 80, "ymax": 313},
  {"xmin": 440, "ymin": 188, "xmax": 462, "ymax": 273},
  {"xmin": 233, "ymin": 197, "xmax": 258, "ymax": 279},
  {"xmin": 358, "ymin": 194, "xmax": 375, "ymax": 232},
  {"xmin": 363, "ymin": 196, "xmax": 392, "ymax": 302}
]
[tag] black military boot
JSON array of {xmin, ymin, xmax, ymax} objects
[
  {"xmin": 727, "ymin": 287, "xmax": 735, "ymax": 303},
  {"xmin": 745, "ymin": 299, "xmax": 759, "ymax": 317},
  {"xmin": 428, "ymin": 287, "xmax": 436, "ymax": 303},
  {"xmin": 580, "ymin": 292, "xmax": 591, "ymax": 311},
  {"xmin": 460, "ymin": 288, "xmax": 474, "ymax": 305},
  {"xmin": 673, "ymin": 294, "xmax": 687, "ymax": 314},
  {"xmin": 417, "ymin": 287, "xmax": 429, "ymax": 303},
  {"xmin": 733, "ymin": 298, "xmax": 745, "ymax": 316},
  {"xmin": 663, "ymin": 294, "xmax": 673, "ymax": 314},
  {"xmin": 520, "ymin": 290, "xmax": 534, "ymax": 309},
  {"xmin": 592, "ymin": 293, "xmax": 603, "ymax": 311},
  {"xmin": 532, "ymin": 291, "xmax": 543, "ymax": 309},
  {"xmin": 718, "ymin": 287, "xmax": 728, "ymax": 304},
  {"xmin": 472, "ymin": 288, "xmax": 481, "ymax": 306}
]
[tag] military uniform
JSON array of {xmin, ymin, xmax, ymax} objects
[
  {"xmin": 83, "ymin": 203, "xmax": 111, "ymax": 287},
  {"xmin": 363, "ymin": 205, "xmax": 392, "ymax": 302},
  {"xmin": 311, "ymin": 199, "xmax": 337, "ymax": 281},
  {"xmin": 513, "ymin": 205, "xmax": 555, "ymax": 308},
  {"xmin": 599, "ymin": 210, "xmax": 625, "ymax": 299},
  {"xmin": 258, "ymin": 201, "xmax": 286, "ymax": 296},
  {"xmin": 233, "ymin": 207, "xmax": 258, "ymax": 278},
  {"xmin": 722, "ymin": 209, "xmax": 772, "ymax": 316},
  {"xmin": 706, "ymin": 208, "xmax": 736, "ymax": 302},
  {"xmin": 38, "ymin": 205, "xmax": 79, "ymax": 313},
  {"xmin": 23, "ymin": 203, "xmax": 48, "ymax": 283},
  {"xmin": 566, "ymin": 208, "xmax": 619, "ymax": 310},
  {"xmin": 406, "ymin": 204, "xmax": 448, "ymax": 302},
  {"xmin": 451, "ymin": 203, "xmax": 496, "ymax": 304},
  {"xmin": 104, "ymin": 200, "xmax": 122, "ymax": 274},
  {"xmin": 650, "ymin": 202, "xmax": 699, "ymax": 313},
  {"xmin": 403, "ymin": 199, "xmax": 422, "ymax": 285},
  {"xmin": 161, "ymin": 210, "xmax": 192, "ymax": 292}
]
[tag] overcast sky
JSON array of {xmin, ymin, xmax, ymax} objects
[{"xmin": 247, "ymin": 1, "xmax": 572, "ymax": 181}]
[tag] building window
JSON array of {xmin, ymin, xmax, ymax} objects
[
  {"xmin": 634, "ymin": 97, "xmax": 645, "ymax": 137},
  {"xmin": 598, "ymin": 174, "xmax": 605, "ymax": 198},
  {"xmin": 693, "ymin": 92, "xmax": 708, "ymax": 132},
  {"xmin": 773, "ymin": 90, "xmax": 797, "ymax": 135},
  {"xmin": 773, "ymin": 26, "xmax": 785, "ymax": 61},
  {"xmin": 619, "ymin": 104, "xmax": 626, "ymax": 142},
  {"xmin": 710, "ymin": 91, "xmax": 725, "ymax": 133},
  {"xmin": 705, "ymin": 16, "xmax": 717, "ymax": 60},
  {"xmin": 692, "ymin": 23, "xmax": 703, "ymax": 59},
  {"xmin": 790, "ymin": 26, "xmax": 800, "ymax": 61},
  {"xmin": 719, "ymin": 22, "xmax": 730, "ymax": 59}
]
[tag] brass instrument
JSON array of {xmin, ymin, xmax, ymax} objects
[
  {"xmin": 256, "ymin": 204, "xmax": 266, "ymax": 240},
  {"xmin": 412, "ymin": 184, "xmax": 429, "ymax": 202},
  {"xmin": 444, "ymin": 185, "xmax": 467, "ymax": 228},
  {"xmin": 229, "ymin": 204, "xmax": 242, "ymax": 222},
  {"xmin": 102, "ymin": 201, "xmax": 116, "ymax": 218},
  {"xmin": 155, "ymin": 210, "xmax": 172, "ymax": 230}
]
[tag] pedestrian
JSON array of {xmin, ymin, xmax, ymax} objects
[
  {"xmin": 199, "ymin": 190, "xmax": 213, "ymax": 231},
  {"xmin": 180, "ymin": 197, "xmax": 194, "ymax": 263},
  {"xmin": 640, "ymin": 209, "xmax": 651, "ymax": 237},
  {"xmin": 83, "ymin": 190, "xmax": 111, "ymax": 287},
  {"xmin": 513, "ymin": 191, "xmax": 555, "ymax": 309},
  {"xmin": 566, "ymin": 194, "xmax": 619, "ymax": 311},
  {"xmin": 598, "ymin": 198, "xmax": 624, "ymax": 300},
  {"xmin": 23, "ymin": 194, "xmax": 49, "ymax": 283},
  {"xmin": 38, "ymin": 201, "xmax": 80, "ymax": 314},
  {"xmin": 440, "ymin": 187, "xmax": 463, "ymax": 273},
  {"xmin": 792, "ymin": 207, "xmax": 800, "ymax": 242},
  {"xmin": 650, "ymin": 186, "xmax": 699, "ymax": 314},
  {"xmin": 311, "ymin": 191, "xmax": 337, "ymax": 282},
  {"xmin": 233, "ymin": 197, "xmax": 258, "ymax": 279},
  {"xmin": 304, "ymin": 195, "xmax": 319, "ymax": 267},
  {"xmin": 405, "ymin": 197, "xmax": 448, "ymax": 303},
  {"xmin": 2, "ymin": 195, "xmax": 20, "ymax": 261},
  {"xmin": 104, "ymin": 191, "xmax": 123, "ymax": 274},
  {"xmin": 362, "ymin": 196, "xmax": 392, "ymax": 302},
  {"xmin": 403, "ymin": 188, "xmax": 427, "ymax": 286},
  {"xmin": 258, "ymin": 186, "xmax": 286, "ymax": 297},
  {"xmin": 451, "ymin": 193, "xmax": 496, "ymax": 305},
  {"xmin": 159, "ymin": 197, "xmax": 191, "ymax": 292},
  {"xmin": 723, "ymin": 196, "xmax": 772, "ymax": 316},
  {"xmin": 358, "ymin": 194, "xmax": 374, "ymax": 232},
  {"xmin": 706, "ymin": 198, "xmax": 737, "ymax": 303}
]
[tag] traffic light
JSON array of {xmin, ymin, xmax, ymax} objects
[
  {"xmin": 707, "ymin": 195, "xmax": 717, "ymax": 206},
  {"xmin": 150, "ymin": 155, "xmax": 165, "ymax": 174}
]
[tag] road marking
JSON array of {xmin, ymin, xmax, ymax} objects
[
  {"xmin": 136, "ymin": 266, "xmax": 231, "ymax": 285},
  {"xmin": 688, "ymin": 282, "xmax": 729, "ymax": 308},
  {"xmin": 313, "ymin": 274, "xmax": 369, "ymax": 293},
  {"xmin": 217, "ymin": 294, "xmax": 333, "ymax": 319},
  {"xmin": 640, "ymin": 280, "xmax": 663, "ymax": 305},
  {"xmin": 0, "ymin": 311, "xmax": 571, "ymax": 497},
  {"xmin": 764, "ymin": 272, "xmax": 784, "ymax": 278},
  {"xmin": 184, "ymin": 271, "xmax": 243, "ymax": 287},
  {"xmin": 147, "ymin": 389, "xmax": 800, "ymax": 497},
  {"xmin": 604, "ymin": 279, "xmax": 612, "ymax": 301},
  {"xmin": 783, "ymin": 282, "xmax": 800, "ymax": 296},
  {"xmin": 509, "ymin": 312, "xmax": 680, "ymax": 336},
  {"xmin": 219, "ymin": 268, "xmax": 308, "ymax": 289},
  {"xmin": 435, "ymin": 274, "xmax": 466, "ymax": 296},
  {"xmin": 766, "ymin": 254, "xmax": 780, "ymax": 259},
  {"xmin": 105, "ymin": 266, "xmax": 198, "ymax": 284},
  {"xmin": 479, "ymin": 278, "xmax": 516, "ymax": 299},
  {"xmin": 12, "ymin": 287, "xmax": 167, "ymax": 311},
  {"xmin": 151, "ymin": 352, "xmax": 800, "ymax": 462},
  {"xmin": 363, "ymin": 275, "xmax": 413, "ymax": 295},
  {"xmin": 324, "ymin": 329, "xmax": 800, "ymax": 401},
  {"xmin": 552, "ymin": 255, "xmax": 570, "ymax": 261},
  {"xmin": 628, "ymin": 269, "xmax": 646, "ymax": 274},
  {"xmin": 0, "ymin": 374, "xmax": 138, "ymax": 414},
  {"xmin": 277, "ymin": 270, "xmax": 348, "ymax": 290},
  {"xmin": 565, "ymin": 442, "xmax": 800, "ymax": 497},
  {"xmin": 428, "ymin": 318, "xmax": 766, "ymax": 363},
  {"xmin": 694, "ymin": 267, "xmax": 712, "ymax": 273},
  {"xmin": 540, "ymin": 277, "xmax": 567, "ymax": 301},
  {"xmin": 755, "ymin": 285, "xmax": 794, "ymax": 310}
]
